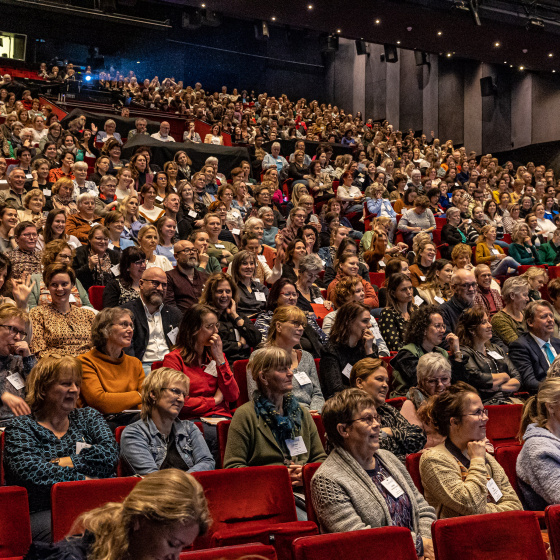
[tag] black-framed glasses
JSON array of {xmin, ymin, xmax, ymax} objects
[
  {"xmin": 162, "ymin": 387, "xmax": 187, "ymax": 398},
  {"xmin": 0, "ymin": 324, "xmax": 27, "ymax": 339},
  {"xmin": 462, "ymin": 409, "xmax": 489, "ymax": 419},
  {"xmin": 347, "ymin": 413, "xmax": 380, "ymax": 427},
  {"xmin": 176, "ymin": 247, "xmax": 197, "ymax": 255},
  {"xmin": 143, "ymin": 279, "xmax": 167, "ymax": 289},
  {"xmin": 132, "ymin": 259, "xmax": 147, "ymax": 266}
]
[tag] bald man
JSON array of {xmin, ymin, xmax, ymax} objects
[
  {"xmin": 122, "ymin": 267, "xmax": 182, "ymax": 374},
  {"xmin": 151, "ymin": 121, "xmax": 175, "ymax": 142}
]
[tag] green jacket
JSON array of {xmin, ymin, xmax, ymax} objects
[
  {"xmin": 223, "ymin": 400, "xmax": 327, "ymax": 469},
  {"xmin": 537, "ymin": 241, "xmax": 560, "ymax": 266}
]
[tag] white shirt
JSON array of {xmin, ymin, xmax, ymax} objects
[
  {"xmin": 150, "ymin": 132, "xmax": 175, "ymax": 142},
  {"xmin": 141, "ymin": 299, "xmax": 168, "ymax": 363},
  {"xmin": 530, "ymin": 333, "xmax": 558, "ymax": 365},
  {"xmin": 146, "ymin": 254, "xmax": 173, "ymax": 272}
]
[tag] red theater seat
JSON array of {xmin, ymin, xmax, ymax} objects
[
  {"xmin": 545, "ymin": 505, "xmax": 560, "ymax": 560},
  {"xmin": 232, "ymin": 359, "xmax": 250, "ymax": 406},
  {"xmin": 302, "ymin": 463, "xmax": 321, "ymax": 525},
  {"xmin": 87, "ymin": 285, "xmax": 105, "ymax": 311},
  {"xmin": 405, "ymin": 452, "xmax": 424, "ymax": 495},
  {"xmin": 494, "ymin": 444, "xmax": 522, "ymax": 497},
  {"xmin": 484, "ymin": 404, "xmax": 522, "ymax": 448},
  {"xmin": 180, "ymin": 543, "xmax": 277, "ymax": 560},
  {"xmin": 0, "ymin": 486, "xmax": 31, "ymax": 559}
]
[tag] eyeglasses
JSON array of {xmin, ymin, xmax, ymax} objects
[
  {"xmin": 143, "ymin": 279, "xmax": 167, "ymax": 289},
  {"xmin": 162, "ymin": 387, "xmax": 187, "ymax": 398},
  {"xmin": 176, "ymin": 247, "xmax": 197, "ymax": 255},
  {"xmin": 132, "ymin": 259, "xmax": 147, "ymax": 266},
  {"xmin": 0, "ymin": 324, "xmax": 27, "ymax": 339},
  {"xmin": 286, "ymin": 320, "xmax": 306, "ymax": 328},
  {"xmin": 462, "ymin": 409, "xmax": 489, "ymax": 419},
  {"xmin": 279, "ymin": 292, "xmax": 297, "ymax": 299},
  {"xmin": 20, "ymin": 232, "xmax": 38, "ymax": 239},
  {"xmin": 203, "ymin": 322, "xmax": 220, "ymax": 330},
  {"xmin": 347, "ymin": 413, "xmax": 380, "ymax": 427},
  {"xmin": 425, "ymin": 377, "xmax": 451, "ymax": 386},
  {"xmin": 457, "ymin": 282, "xmax": 477, "ymax": 290},
  {"xmin": 115, "ymin": 321, "xmax": 134, "ymax": 330}
]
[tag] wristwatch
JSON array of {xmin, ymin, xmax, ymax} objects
[
  {"xmin": 51, "ymin": 458, "xmax": 60, "ymax": 465},
  {"xmin": 454, "ymin": 351, "xmax": 464, "ymax": 360}
]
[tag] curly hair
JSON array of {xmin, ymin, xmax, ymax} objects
[
  {"xmin": 332, "ymin": 276, "xmax": 362, "ymax": 308},
  {"xmin": 329, "ymin": 301, "xmax": 370, "ymax": 346},
  {"xmin": 41, "ymin": 239, "xmax": 72, "ymax": 269},
  {"xmin": 403, "ymin": 304, "xmax": 443, "ymax": 346},
  {"xmin": 199, "ymin": 272, "xmax": 239, "ymax": 309}
]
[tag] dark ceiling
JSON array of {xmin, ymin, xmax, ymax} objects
[{"xmin": 160, "ymin": 0, "xmax": 560, "ymax": 73}]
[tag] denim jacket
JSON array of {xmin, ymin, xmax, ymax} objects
[
  {"xmin": 366, "ymin": 198, "xmax": 397, "ymax": 219},
  {"xmin": 120, "ymin": 417, "xmax": 215, "ymax": 475}
]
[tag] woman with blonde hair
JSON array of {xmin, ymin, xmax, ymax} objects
[
  {"xmin": 50, "ymin": 177, "xmax": 78, "ymax": 215},
  {"xmin": 517, "ymin": 377, "xmax": 560, "ymax": 510},
  {"xmin": 120, "ymin": 368, "xmax": 214, "ymax": 475},
  {"xmin": 18, "ymin": 189, "xmax": 47, "ymax": 229},
  {"xmin": 26, "ymin": 470, "xmax": 210, "ymax": 559},
  {"xmin": 118, "ymin": 194, "xmax": 145, "ymax": 241},
  {"xmin": 137, "ymin": 224, "xmax": 173, "ymax": 271},
  {"xmin": 475, "ymin": 224, "xmax": 520, "ymax": 277},
  {"xmin": 522, "ymin": 266, "xmax": 548, "ymax": 301}
]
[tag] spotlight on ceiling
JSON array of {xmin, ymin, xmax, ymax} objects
[
  {"xmin": 451, "ymin": 0, "xmax": 470, "ymax": 13},
  {"xmin": 526, "ymin": 18, "xmax": 545, "ymax": 32},
  {"xmin": 468, "ymin": 0, "xmax": 481, "ymax": 26}
]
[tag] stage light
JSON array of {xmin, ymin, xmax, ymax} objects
[{"xmin": 85, "ymin": 75, "xmax": 92, "ymax": 82}]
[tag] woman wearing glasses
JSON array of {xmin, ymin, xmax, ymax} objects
[
  {"xmin": 0, "ymin": 303, "xmax": 35, "ymax": 427},
  {"xmin": 162, "ymin": 304, "xmax": 240, "ymax": 463},
  {"xmin": 311, "ymin": 388, "xmax": 436, "ymax": 557},
  {"xmin": 102, "ymin": 246, "xmax": 146, "ymax": 308},
  {"xmin": 78, "ymin": 307, "xmax": 145, "ymax": 430},
  {"xmin": 120, "ymin": 367, "xmax": 214, "ymax": 475},
  {"xmin": 419, "ymin": 382, "xmax": 522, "ymax": 518}
]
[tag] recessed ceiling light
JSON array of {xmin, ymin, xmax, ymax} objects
[
  {"xmin": 396, "ymin": 40, "xmax": 401, "ymax": 44},
  {"xmin": 201, "ymin": 2, "xmax": 205, "ymax": 6},
  {"xmin": 504, "ymin": 61, "xmax": 507, "ymax": 64},
  {"xmin": 375, "ymin": 19, "xmax": 381, "ymax": 24},
  {"xmin": 549, "ymin": 53, "xmax": 554, "ymax": 58},
  {"xmin": 510, "ymin": 64, "xmax": 513, "ymax": 67},
  {"xmin": 446, "ymin": 52, "xmax": 452, "ymax": 57},
  {"xmin": 307, "ymin": 4, "xmax": 313, "ymax": 9},
  {"xmin": 519, "ymin": 66, "xmax": 525, "ymax": 70},
  {"xmin": 337, "ymin": 29, "xmax": 341, "ymax": 33},
  {"xmin": 523, "ymin": 49, "xmax": 528, "ymax": 53},
  {"xmin": 553, "ymin": 70, "xmax": 557, "ymax": 73},
  {"xmin": 494, "ymin": 42, "xmax": 500, "ymax": 47},
  {"xmin": 437, "ymin": 31, "xmax": 442, "ymax": 36},
  {"xmin": 271, "ymin": 16, "xmax": 276, "ymax": 20}
]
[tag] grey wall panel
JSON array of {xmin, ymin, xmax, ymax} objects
[
  {"xmin": 399, "ymin": 49, "xmax": 423, "ymax": 133},
  {"xmin": 438, "ymin": 58, "xmax": 464, "ymax": 146},
  {"xmin": 532, "ymin": 74, "xmax": 560, "ymax": 145},
  {"xmin": 463, "ymin": 61, "xmax": 482, "ymax": 154},
  {"xmin": 352, "ymin": 42, "xmax": 366, "ymax": 117},
  {"xmin": 481, "ymin": 65, "xmax": 512, "ymax": 154},
  {"xmin": 511, "ymin": 73, "xmax": 532, "ymax": 149},
  {"xmin": 385, "ymin": 52, "xmax": 401, "ymax": 128},
  {"xmin": 368, "ymin": 43, "xmax": 387, "ymax": 122},
  {"xmin": 422, "ymin": 55, "xmax": 439, "ymax": 138}
]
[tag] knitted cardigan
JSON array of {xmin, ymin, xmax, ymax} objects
[
  {"xmin": 516, "ymin": 423, "xmax": 560, "ymax": 510},
  {"xmin": 419, "ymin": 442, "xmax": 522, "ymax": 518},
  {"xmin": 311, "ymin": 447, "xmax": 436, "ymax": 540}
]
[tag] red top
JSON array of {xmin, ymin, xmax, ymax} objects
[{"xmin": 162, "ymin": 350, "xmax": 240, "ymax": 419}]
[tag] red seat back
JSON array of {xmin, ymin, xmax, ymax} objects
[
  {"xmin": 302, "ymin": 463, "xmax": 321, "ymax": 525},
  {"xmin": 51, "ymin": 477, "xmax": 140, "ymax": 542},
  {"xmin": 431, "ymin": 510, "xmax": 547, "ymax": 560},
  {"xmin": 386, "ymin": 396, "xmax": 406, "ymax": 410},
  {"xmin": 151, "ymin": 360, "xmax": 164, "ymax": 370},
  {"xmin": 191, "ymin": 466, "xmax": 297, "ymax": 549},
  {"xmin": 314, "ymin": 359, "xmax": 320, "ymax": 378},
  {"xmin": 0, "ymin": 486, "xmax": 32, "ymax": 558},
  {"xmin": 88, "ymin": 285, "xmax": 105, "ymax": 311},
  {"xmin": 232, "ymin": 359, "xmax": 250, "ymax": 406},
  {"xmin": 311, "ymin": 415, "xmax": 326, "ymax": 449},
  {"xmin": 368, "ymin": 272, "xmax": 385, "ymax": 288},
  {"xmin": 435, "ymin": 217, "xmax": 447, "ymax": 228},
  {"xmin": 0, "ymin": 431, "xmax": 4, "ymax": 486},
  {"xmin": 216, "ymin": 420, "xmax": 231, "ymax": 469},
  {"xmin": 405, "ymin": 452, "xmax": 424, "ymax": 495},
  {"xmin": 180, "ymin": 543, "xmax": 277, "ymax": 560},
  {"xmin": 494, "ymin": 444, "xmax": 522, "ymax": 497},
  {"xmin": 484, "ymin": 404, "xmax": 523, "ymax": 447},
  {"xmin": 545, "ymin": 504, "xmax": 560, "ymax": 560},
  {"xmin": 293, "ymin": 527, "xmax": 417, "ymax": 560}
]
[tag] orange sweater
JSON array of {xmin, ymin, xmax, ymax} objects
[
  {"xmin": 78, "ymin": 348, "xmax": 144, "ymax": 414},
  {"xmin": 475, "ymin": 242, "xmax": 504, "ymax": 265},
  {"xmin": 327, "ymin": 274, "xmax": 379, "ymax": 308}
]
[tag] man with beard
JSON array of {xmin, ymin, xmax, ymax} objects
[
  {"xmin": 164, "ymin": 240, "xmax": 208, "ymax": 314},
  {"xmin": 122, "ymin": 267, "xmax": 182, "ymax": 374}
]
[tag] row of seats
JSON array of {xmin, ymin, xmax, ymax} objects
[{"xmin": 0, "ymin": 475, "xmax": 556, "ymax": 560}]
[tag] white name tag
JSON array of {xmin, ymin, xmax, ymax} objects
[
  {"xmin": 68, "ymin": 294, "xmax": 77, "ymax": 303},
  {"xmin": 0, "ymin": 180, "xmax": 8, "ymax": 186},
  {"xmin": 215, "ymin": 243, "xmax": 225, "ymax": 249},
  {"xmin": 487, "ymin": 350, "xmax": 503, "ymax": 360},
  {"xmin": 491, "ymin": 248, "xmax": 499, "ymax": 255},
  {"xmin": 108, "ymin": 242, "xmax": 114, "ymax": 250},
  {"xmin": 258, "ymin": 255, "xmax": 267, "ymax": 263},
  {"xmin": 188, "ymin": 209, "xmax": 197, "ymax": 218},
  {"xmin": 167, "ymin": 327, "xmax": 178, "ymax": 345},
  {"xmin": 293, "ymin": 371, "xmax": 312, "ymax": 386},
  {"xmin": 487, "ymin": 478, "xmax": 503, "ymax": 502},
  {"xmin": 419, "ymin": 276, "xmax": 426, "ymax": 282},
  {"xmin": 414, "ymin": 295, "xmax": 424, "ymax": 306},
  {"xmin": 234, "ymin": 328, "xmax": 240, "ymax": 342},
  {"xmin": 110, "ymin": 264, "xmax": 120, "ymax": 277},
  {"xmin": 7, "ymin": 372, "xmax": 25, "ymax": 390},
  {"xmin": 526, "ymin": 247, "xmax": 532, "ymax": 253},
  {"xmin": 314, "ymin": 297, "xmax": 324, "ymax": 304},
  {"xmin": 342, "ymin": 363, "xmax": 353, "ymax": 378},
  {"xmin": 155, "ymin": 196, "xmax": 163, "ymax": 203},
  {"xmin": 232, "ymin": 228, "xmax": 241, "ymax": 236},
  {"xmin": 43, "ymin": 189, "xmax": 51, "ymax": 196},
  {"xmin": 467, "ymin": 219, "xmax": 472, "ymax": 224},
  {"xmin": 380, "ymin": 476, "xmax": 404, "ymax": 498},
  {"xmin": 204, "ymin": 360, "xmax": 218, "ymax": 377},
  {"xmin": 25, "ymin": 174, "xmax": 33, "ymax": 180},
  {"xmin": 76, "ymin": 441, "xmax": 92, "ymax": 455},
  {"xmin": 379, "ymin": 260, "xmax": 386, "ymax": 267},
  {"xmin": 255, "ymin": 291, "xmax": 266, "ymax": 302},
  {"xmin": 285, "ymin": 435, "xmax": 308, "ymax": 457},
  {"xmin": 434, "ymin": 296, "xmax": 445, "ymax": 304}
]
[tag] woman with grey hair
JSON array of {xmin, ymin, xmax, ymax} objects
[
  {"xmin": 72, "ymin": 160, "xmax": 98, "ymax": 198},
  {"xmin": 491, "ymin": 275, "xmax": 530, "ymax": 346},
  {"xmin": 96, "ymin": 118, "xmax": 122, "ymax": 144},
  {"xmin": 66, "ymin": 191, "xmax": 104, "ymax": 244},
  {"xmin": 295, "ymin": 254, "xmax": 328, "ymax": 313},
  {"xmin": 258, "ymin": 205, "xmax": 279, "ymax": 247},
  {"xmin": 78, "ymin": 306, "xmax": 144, "ymax": 429},
  {"xmin": 120, "ymin": 367, "xmax": 214, "ymax": 475}
]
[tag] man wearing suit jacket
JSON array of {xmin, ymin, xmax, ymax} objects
[
  {"xmin": 122, "ymin": 267, "xmax": 182, "ymax": 374},
  {"xmin": 509, "ymin": 300, "xmax": 560, "ymax": 393}
]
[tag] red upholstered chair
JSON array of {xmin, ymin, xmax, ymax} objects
[
  {"xmin": 311, "ymin": 415, "xmax": 326, "ymax": 449},
  {"xmin": 180, "ymin": 543, "xmax": 277, "ymax": 560},
  {"xmin": 386, "ymin": 397, "xmax": 406, "ymax": 410},
  {"xmin": 435, "ymin": 217, "xmax": 447, "ymax": 229},
  {"xmin": 216, "ymin": 420, "xmax": 231, "ymax": 469},
  {"xmin": 545, "ymin": 505, "xmax": 560, "ymax": 560},
  {"xmin": 494, "ymin": 444, "xmax": 522, "ymax": 497},
  {"xmin": 369, "ymin": 272, "xmax": 385, "ymax": 288},
  {"xmin": 232, "ymin": 359, "xmax": 250, "ymax": 407},
  {"xmin": 484, "ymin": 404, "xmax": 523, "ymax": 448},
  {"xmin": 293, "ymin": 527, "xmax": 417, "ymax": 560},
  {"xmin": 0, "ymin": 430, "xmax": 4, "ymax": 486},
  {"xmin": 302, "ymin": 463, "xmax": 321, "ymax": 525},
  {"xmin": 405, "ymin": 452, "xmax": 424, "ymax": 495},
  {"xmin": 517, "ymin": 264, "xmax": 546, "ymax": 275},
  {"xmin": 314, "ymin": 359, "xmax": 320, "ymax": 378},
  {"xmin": 431, "ymin": 510, "xmax": 547, "ymax": 560},
  {"xmin": 191, "ymin": 466, "xmax": 317, "ymax": 560},
  {"xmin": 151, "ymin": 360, "xmax": 164, "ymax": 371},
  {"xmin": 51, "ymin": 477, "xmax": 140, "ymax": 543},
  {"xmin": 114, "ymin": 426, "xmax": 128, "ymax": 477},
  {"xmin": 0, "ymin": 486, "xmax": 31, "ymax": 558},
  {"xmin": 87, "ymin": 285, "xmax": 105, "ymax": 311}
]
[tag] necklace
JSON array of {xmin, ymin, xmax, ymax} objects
[{"xmin": 473, "ymin": 347, "xmax": 498, "ymax": 373}]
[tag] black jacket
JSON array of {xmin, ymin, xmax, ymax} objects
[
  {"xmin": 122, "ymin": 297, "xmax": 182, "ymax": 362},
  {"xmin": 72, "ymin": 245, "xmax": 120, "ymax": 292},
  {"xmin": 217, "ymin": 310, "xmax": 262, "ymax": 363}
]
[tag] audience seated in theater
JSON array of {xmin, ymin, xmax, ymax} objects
[
  {"xmin": 491, "ymin": 276, "xmax": 529, "ymax": 346},
  {"xmin": 472, "ymin": 264, "xmax": 503, "ymax": 318},
  {"xmin": 509, "ymin": 300, "xmax": 560, "ymax": 393},
  {"xmin": 350, "ymin": 357, "xmax": 426, "ymax": 461},
  {"xmin": 30, "ymin": 264, "xmax": 95, "ymax": 359},
  {"xmin": 397, "ymin": 195, "xmax": 436, "ymax": 247},
  {"xmin": 475, "ymin": 225, "xmax": 520, "ymax": 276},
  {"xmin": 37, "ymin": 208, "xmax": 81, "ymax": 251},
  {"xmin": 416, "ymin": 259, "xmax": 453, "ymax": 306},
  {"xmin": 65, "ymin": 193, "xmax": 104, "ymax": 245},
  {"xmin": 5, "ymin": 221, "xmax": 42, "ymax": 280},
  {"xmin": 457, "ymin": 307, "xmax": 520, "ymax": 403},
  {"xmin": 408, "ymin": 240, "xmax": 437, "ymax": 288},
  {"xmin": 401, "ymin": 353, "xmax": 451, "ymax": 448},
  {"xmin": 3, "ymin": 355, "xmax": 117, "ymax": 542},
  {"xmin": 138, "ymin": 223, "xmax": 173, "ymax": 272},
  {"xmin": 320, "ymin": 302, "xmax": 379, "ymax": 400},
  {"xmin": 419, "ymin": 382, "xmax": 522, "ymax": 519},
  {"xmin": 390, "ymin": 305, "xmax": 466, "ymax": 396},
  {"xmin": 223, "ymin": 346, "xmax": 326, "ymax": 519},
  {"xmin": 439, "ymin": 269, "xmax": 477, "ymax": 344},
  {"xmin": 17, "ymin": 189, "xmax": 47, "ymax": 229},
  {"xmin": 162, "ymin": 303, "xmax": 240, "ymax": 463},
  {"xmin": 120, "ymin": 368, "xmax": 214, "ymax": 475},
  {"xmin": 441, "ymin": 207, "xmax": 476, "ymax": 260},
  {"xmin": 523, "ymin": 265, "xmax": 548, "ymax": 302},
  {"xmin": 508, "ymin": 222, "xmax": 541, "ymax": 266},
  {"xmin": 311, "ymin": 388, "xmax": 436, "ymax": 556},
  {"xmin": 230, "ymin": 250, "xmax": 269, "ymax": 318}
]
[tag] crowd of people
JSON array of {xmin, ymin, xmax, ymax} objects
[{"xmin": 1, "ymin": 69, "xmax": 560, "ymax": 559}]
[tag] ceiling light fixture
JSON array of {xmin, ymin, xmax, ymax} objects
[
  {"xmin": 271, "ymin": 16, "xmax": 276, "ymax": 21},
  {"xmin": 549, "ymin": 53, "xmax": 554, "ymax": 58},
  {"xmin": 307, "ymin": 4, "xmax": 313, "ymax": 9},
  {"xmin": 494, "ymin": 42, "xmax": 500, "ymax": 47},
  {"xmin": 519, "ymin": 66, "xmax": 525, "ymax": 70},
  {"xmin": 375, "ymin": 19, "xmax": 381, "ymax": 24},
  {"xmin": 396, "ymin": 40, "xmax": 401, "ymax": 44},
  {"xmin": 437, "ymin": 31, "xmax": 442, "ymax": 36}
]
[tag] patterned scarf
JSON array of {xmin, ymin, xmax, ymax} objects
[{"xmin": 253, "ymin": 390, "xmax": 302, "ymax": 457}]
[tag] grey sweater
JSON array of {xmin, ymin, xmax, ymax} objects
[
  {"xmin": 311, "ymin": 447, "xmax": 436, "ymax": 540},
  {"xmin": 246, "ymin": 349, "xmax": 325, "ymax": 412},
  {"xmin": 517, "ymin": 423, "xmax": 560, "ymax": 510}
]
